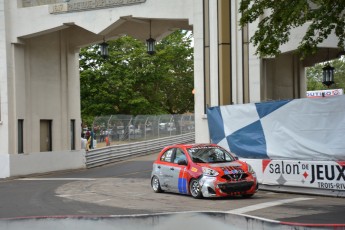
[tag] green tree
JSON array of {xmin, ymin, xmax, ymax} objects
[
  {"xmin": 154, "ymin": 30, "xmax": 194, "ymax": 114},
  {"xmin": 80, "ymin": 30, "xmax": 194, "ymax": 126},
  {"xmin": 239, "ymin": 1, "xmax": 345, "ymax": 59},
  {"xmin": 307, "ymin": 58, "xmax": 345, "ymax": 91}
]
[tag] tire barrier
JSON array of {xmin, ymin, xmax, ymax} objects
[
  {"xmin": 0, "ymin": 212, "xmax": 343, "ymax": 230},
  {"xmin": 85, "ymin": 132, "xmax": 195, "ymax": 168}
]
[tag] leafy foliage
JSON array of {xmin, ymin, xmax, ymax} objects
[
  {"xmin": 80, "ymin": 30, "xmax": 194, "ymax": 126},
  {"xmin": 239, "ymin": 1, "xmax": 345, "ymax": 59},
  {"xmin": 307, "ymin": 58, "xmax": 345, "ymax": 91}
]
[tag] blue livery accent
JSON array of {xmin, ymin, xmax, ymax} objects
[{"xmin": 178, "ymin": 178, "xmax": 188, "ymax": 194}]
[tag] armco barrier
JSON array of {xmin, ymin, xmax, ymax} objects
[
  {"xmin": 85, "ymin": 132, "xmax": 195, "ymax": 168},
  {"xmin": 1, "ymin": 212, "xmax": 343, "ymax": 230}
]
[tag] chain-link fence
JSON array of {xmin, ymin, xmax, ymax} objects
[{"xmin": 84, "ymin": 114, "xmax": 194, "ymax": 149}]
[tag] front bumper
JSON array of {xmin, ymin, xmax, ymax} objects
[{"xmin": 199, "ymin": 176, "xmax": 256, "ymax": 197}]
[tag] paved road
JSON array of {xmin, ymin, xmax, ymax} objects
[{"xmin": 0, "ymin": 153, "xmax": 344, "ymax": 225}]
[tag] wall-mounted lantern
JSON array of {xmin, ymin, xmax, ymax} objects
[
  {"xmin": 146, "ymin": 20, "xmax": 156, "ymax": 55},
  {"xmin": 100, "ymin": 38, "xmax": 109, "ymax": 59},
  {"xmin": 322, "ymin": 64, "xmax": 335, "ymax": 87}
]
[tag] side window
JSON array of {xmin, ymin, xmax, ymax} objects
[
  {"xmin": 160, "ymin": 149, "xmax": 174, "ymax": 162},
  {"xmin": 214, "ymin": 148, "xmax": 225, "ymax": 161},
  {"xmin": 173, "ymin": 148, "xmax": 187, "ymax": 164}
]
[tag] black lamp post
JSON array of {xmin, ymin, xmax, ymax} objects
[
  {"xmin": 322, "ymin": 64, "xmax": 335, "ymax": 87},
  {"xmin": 100, "ymin": 39, "xmax": 109, "ymax": 59},
  {"xmin": 146, "ymin": 20, "xmax": 156, "ymax": 55}
]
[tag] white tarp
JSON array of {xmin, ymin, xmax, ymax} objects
[{"xmin": 207, "ymin": 95, "xmax": 345, "ymax": 160}]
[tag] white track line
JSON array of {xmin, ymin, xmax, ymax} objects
[
  {"xmin": 227, "ymin": 197, "xmax": 315, "ymax": 214},
  {"xmin": 17, "ymin": 178, "xmax": 95, "ymax": 181},
  {"xmin": 56, "ymin": 192, "xmax": 95, "ymax": 198}
]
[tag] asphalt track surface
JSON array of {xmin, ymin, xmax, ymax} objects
[{"xmin": 0, "ymin": 153, "xmax": 344, "ymax": 226}]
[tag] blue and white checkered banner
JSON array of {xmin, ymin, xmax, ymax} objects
[{"xmin": 207, "ymin": 96, "xmax": 345, "ymax": 160}]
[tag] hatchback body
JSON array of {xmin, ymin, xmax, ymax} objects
[{"xmin": 151, "ymin": 143, "xmax": 258, "ymax": 198}]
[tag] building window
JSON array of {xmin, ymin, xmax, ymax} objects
[
  {"xmin": 18, "ymin": 119, "xmax": 24, "ymax": 153},
  {"xmin": 70, "ymin": 120, "xmax": 76, "ymax": 150},
  {"xmin": 40, "ymin": 120, "xmax": 52, "ymax": 152}
]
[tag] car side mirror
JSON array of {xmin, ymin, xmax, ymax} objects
[{"xmin": 177, "ymin": 159, "xmax": 188, "ymax": 166}]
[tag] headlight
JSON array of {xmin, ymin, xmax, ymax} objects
[
  {"xmin": 202, "ymin": 167, "xmax": 219, "ymax": 177},
  {"xmin": 247, "ymin": 164, "xmax": 256, "ymax": 175}
]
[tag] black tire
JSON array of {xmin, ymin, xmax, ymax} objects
[
  {"xmin": 151, "ymin": 176, "xmax": 163, "ymax": 193},
  {"xmin": 189, "ymin": 179, "xmax": 203, "ymax": 199}
]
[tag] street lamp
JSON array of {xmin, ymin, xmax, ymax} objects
[
  {"xmin": 100, "ymin": 38, "xmax": 109, "ymax": 59},
  {"xmin": 146, "ymin": 20, "xmax": 156, "ymax": 55},
  {"xmin": 322, "ymin": 64, "xmax": 335, "ymax": 87}
]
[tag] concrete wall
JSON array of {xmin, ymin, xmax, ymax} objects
[
  {"xmin": 10, "ymin": 0, "xmax": 194, "ymax": 41},
  {"xmin": 0, "ymin": 150, "xmax": 85, "ymax": 178},
  {"xmin": 0, "ymin": 0, "xmax": 9, "ymax": 155},
  {"xmin": 0, "ymin": 154, "xmax": 10, "ymax": 178},
  {"xmin": 262, "ymin": 54, "xmax": 305, "ymax": 101},
  {"xmin": 9, "ymin": 150, "xmax": 85, "ymax": 177},
  {"xmin": 17, "ymin": 31, "xmax": 81, "ymax": 153},
  {"xmin": 0, "ymin": 212, "xmax": 336, "ymax": 230}
]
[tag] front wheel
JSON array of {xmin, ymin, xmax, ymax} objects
[
  {"xmin": 151, "ymin": 176, "xmax": 163, "ymax": 193},
  {"xmin": 242, "ymin": 193, "xmax": 254, "ymax": 198},
  {"xmin": 189, "ymin": 179, "xmax": 203, "ymax": 199}
]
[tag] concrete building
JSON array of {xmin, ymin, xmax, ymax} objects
[{"xmin": 0, "ymin": 0, "xmax": 340, "ymax": 178}]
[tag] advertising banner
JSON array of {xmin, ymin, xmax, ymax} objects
[
  {"xmin": 306, "ymin": 89, "xmax": 343, "ymax": 98},
  {"xmin": 261, "ymin": 160, "xmax": 345, "ymax": 191}
]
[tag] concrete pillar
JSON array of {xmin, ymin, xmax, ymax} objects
[
  {"xmin": 0, "ymin": 0, "xmax": 10, "ymax": 155},
  {"xmin": 218, "ymin": 0, "xmax": 231, "ymax": 105}
]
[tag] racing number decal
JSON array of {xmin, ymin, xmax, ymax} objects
[{"xmin": 191, "ymin": 167, "xmax": 198, "ymax": 172}]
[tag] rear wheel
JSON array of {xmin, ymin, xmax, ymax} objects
[
  {"xmin": 151, "ymin": 176, "xmax": 163, "ymax": 193},
  {"xmin": 189, "ymin": 179, "xmax": 203, "ymax": 199}
]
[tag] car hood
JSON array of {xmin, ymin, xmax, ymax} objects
[
  {"xmin": 196, "ymin": 161, "xmax": 246, "ymax": 173},
  {"xmin": 208, "ymin": 162, "xmax": 243, "ymax": 168}
]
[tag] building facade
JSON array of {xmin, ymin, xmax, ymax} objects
[{"xmin": 0, "ymin": 0, "xmax": 340, "ymax": 178}]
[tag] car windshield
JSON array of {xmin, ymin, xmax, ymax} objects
[{"xmin": 187, "ymin": 146, "xmax": 235, "ymax": 163}]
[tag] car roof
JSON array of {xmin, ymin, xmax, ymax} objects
[{"xmin": 166, "ymin": 143, "xmax": 219, "ymax": 149}]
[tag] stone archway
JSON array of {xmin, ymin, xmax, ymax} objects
[{"xmin": 1, "ymin": 0, "xmax": 195, "ymax": 178}]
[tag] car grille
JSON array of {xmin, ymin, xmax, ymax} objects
[
  {"xmin": 218, "ymin": 181, "xmax": 254, "ymax": 193},
  {"xmin": 221, "ymin": 173, "xmax": 248, "ymax": 181},
  {"xmin": 220, "ymin": 166, "xmax": 249, "ymax": 181}
]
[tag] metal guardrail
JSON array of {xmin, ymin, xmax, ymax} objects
[{"xmin": 85, "ymin": 132, "xmax": 195, "ymax": 168}]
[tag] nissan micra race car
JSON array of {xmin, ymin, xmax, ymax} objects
[{"xmin": 151, "ymin": 143, "xmax": 258, "ymax": 198}]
